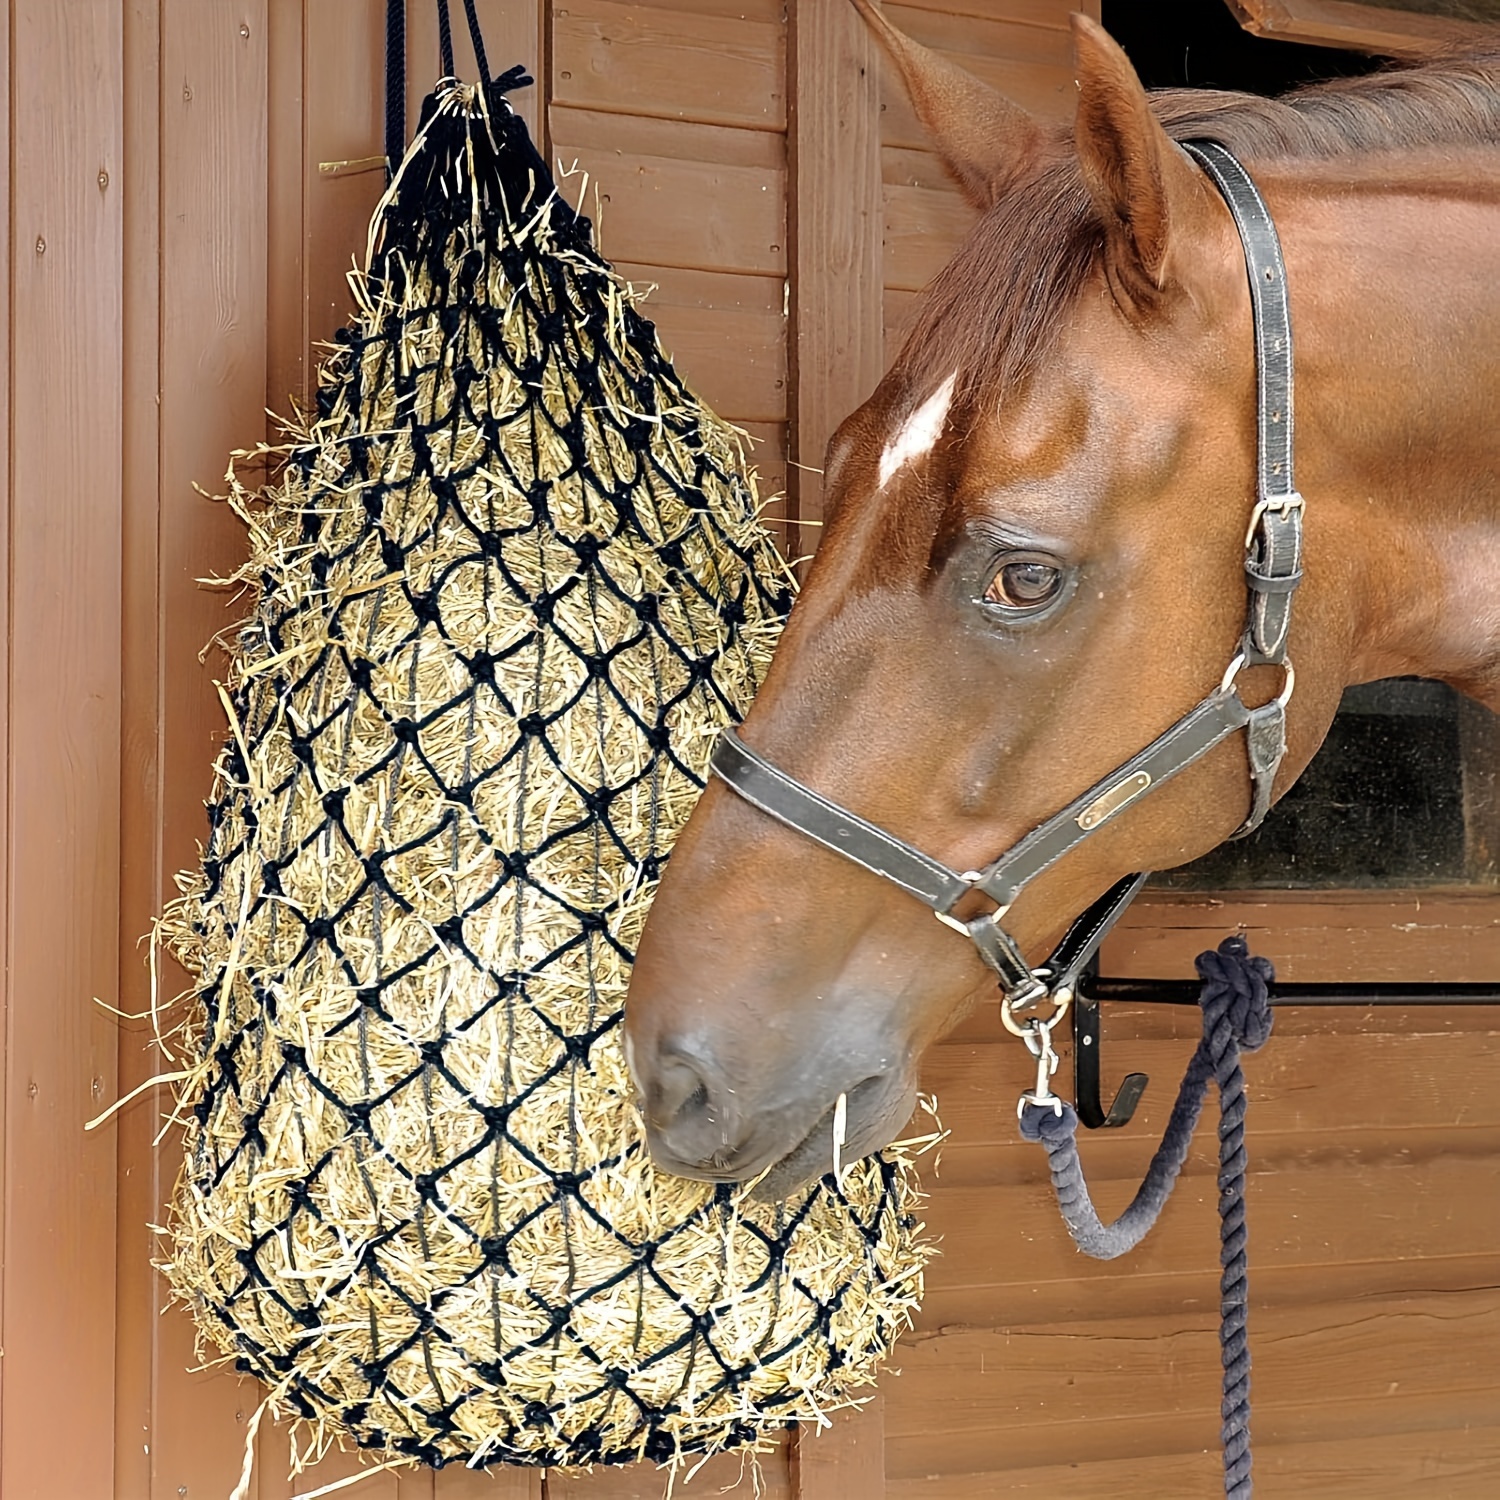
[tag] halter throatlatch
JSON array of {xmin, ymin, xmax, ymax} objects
[{"xmin": 710, "ymin": 139, "xmax": 1304, "ymax": 1030}]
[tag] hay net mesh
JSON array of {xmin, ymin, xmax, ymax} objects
[{"xmin": 162, "ymin": 71, "xmax": 932, "ymax": 1472}]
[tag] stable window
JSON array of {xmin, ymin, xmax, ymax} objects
[{"xmin": 1160, "ymin": 680, "xmax": 1500, "ymax": 890}]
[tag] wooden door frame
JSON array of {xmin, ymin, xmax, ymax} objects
[{"xmin": 1226, "ymin": 0, "xmax": 1495, "ymax": 56}]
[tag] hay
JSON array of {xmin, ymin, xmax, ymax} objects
[{"xmin": 160, "ymin": 75, "xmax": 933, "ymax": 1476}]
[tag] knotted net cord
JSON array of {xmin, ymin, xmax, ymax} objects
[{"xmin": 162, "ymin": 73, "xmax": 930, "ymax": 1473}]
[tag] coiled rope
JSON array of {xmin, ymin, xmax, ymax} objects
[{"xmin": 1019, "ymin": 935, "xmax": 1274, "ymax": 1499}]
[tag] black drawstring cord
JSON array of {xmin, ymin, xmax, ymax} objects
[{"xmin": 384, "ymin": 0, "xmax": 406, "ymax": 180}]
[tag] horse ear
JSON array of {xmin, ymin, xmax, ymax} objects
[
  {"xmin": 1070, "ymin": 14, "xmax": 1219, "ymax": 315},
  {"xmin": 850, "ymin": 0, "xmax": 1042, "ymax": 210}
]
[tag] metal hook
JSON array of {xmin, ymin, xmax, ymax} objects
[
  {"xmin": 1073, "ymin": 966, "xmax": 1149, "ymax": 1129},
  {"xmin": 1016, "ymin": 1014, "xmax": 1064, "ymax": 1118}
]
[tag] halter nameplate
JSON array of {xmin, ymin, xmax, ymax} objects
[{"xmin": 709, "ymin": 140, "xmax": 1304, "ymax": 1005}]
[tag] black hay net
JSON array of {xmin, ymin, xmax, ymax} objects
[{"xmin": 163, "ymin": 69, "xmax": 927, "ymax": 1474}]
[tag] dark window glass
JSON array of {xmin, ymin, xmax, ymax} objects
[
  {"xmin": 1103, "ymin": 0, "xmax": 1377, "ymax": 93},
  {"xmin": 1155, "ymin": 681, "xmax": 1500, "ymax": 890}
]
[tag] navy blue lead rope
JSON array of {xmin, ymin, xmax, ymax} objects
[{"xmin": 1019, "ymin": 936, "xmax": 1274, "ymax": 1499}]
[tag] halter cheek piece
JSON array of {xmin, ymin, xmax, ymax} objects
[{"xmin": 710, "ymin": 140, "xmax": 1305, "ymax": 1032}]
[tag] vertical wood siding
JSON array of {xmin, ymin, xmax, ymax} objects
[{"xmin": 5, "ymin": 4, "xmax": 123, "ymax": 1497}]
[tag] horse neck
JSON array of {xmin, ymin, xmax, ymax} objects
[{"xmin": 1279, "ymin": 154, "xmax": 1500, "ymax": 709}]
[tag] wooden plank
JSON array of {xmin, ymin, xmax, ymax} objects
[
  {"xmin": 266, "ymin": 0, "xmax": 309, "ymax": 413},
  {"xmin": 882, "ymin": 143, "xmax": 958, "ymax": 193},
  {"xmin": 884, "ymin": 286, "xmax": 922, "ymax": 360},
  {"xmin": 740, "ymin": 420, "xmax": 789, "ymax": 507},
  {"xmin": 787, "ymin": 0, "xmax": 884, "ymax": 526},
  {"xmin": 883, "ymin": 181, "xmax": 975, "ymax": 293},
  {"xmin": 596, "ymin": 0, "xmax": 782, "ymax": 18},
  {"xmin": 545, "ymin": 1434, "xmax": 792, "ymax": 1496},
  {"xmin": 115, "ymin": 4, "xmax": 166, "ymax": 1495},
  {"xmin": 1226, "ymin": 0, "xmax": 1493, "ymax": 58},
  {"xmin": 434, "ymin": 1462, "xmax": 543, "ymax": 1498},
  {"xmin": 917, "ymin": 1247, "xmax": 1500, "ymax": 1334},
  {"xmin": 551, "ymin": 112, "xmax": 785, "ymax": 277},
  {"xmin": 919, "ymin": 1028, "xmax": 1500, "ymax": 1153},
  {"xmin": 142, "ymin": 4, "xmax": 277, "ymax": 1496},
  {"xmin": 872, "ymin": 0, "xmax": 1090, "ymax": 28},
  {"xmin": 1102, "ymin": 890, "xmax": 1500, "ymax": 982},
  {"xmin": 948, "ymin": 989, "xmax": 1500, "ymax": 1052},
  {"xmin": 3, "ymin": 3, "xmax": 124, "ymax": 1495},
  {"xmin": 305, "ymin": 1, "xmax": 387, "ymax": 354},
  {"xmin": 886, "ymin": 1424, "xmax": 1500, "ymax": 1498},
  {"xmin": 791, "ymin": 1392, "xmax": 886, "ymax": 1500},
  {"xmin": 888, "ymin": 1387, "xmax": 1500, "ymax": 1487},
  {"xmin": 912, "ymin": 1153, "xmax": 1500, "ymax": 1311},
  {"xmin": 0, "ymin": 0, "xmax": 12, "ymax": 1474},
  {"xmin": 614, "ymin": 262, "xmax": 787, "ymax": 424},
  {"xmin": 554, "ymin": 0, "xmax": 784, "ymax": 133},
  {"xmin": 884, "ymin": 1293, "xmax": 1500, "ymax": 1476},
  {"xmin": 253, "ymin": 1440, "xmax": 403, "ymax": 1499},
  {"xmin": 552, "ymin": 103, "xmax": 783, "ymax": 169},
  {"xmin": 889, "ymin": 1290, "xmax": 1500, "ymax": 1436}
]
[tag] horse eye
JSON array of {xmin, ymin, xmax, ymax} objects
[{"xmin": 984, "ymin": 558, "xmax": 1063, "ymax": 610}]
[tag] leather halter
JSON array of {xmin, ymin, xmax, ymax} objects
[{"xmin": 710, "ymin": 140, "xmax": 1305, "ymax": 1020}]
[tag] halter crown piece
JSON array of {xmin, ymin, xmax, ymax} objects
[{"xmin": 710, "ymin": 139, "xmax": 1305, "ymax": 1035}]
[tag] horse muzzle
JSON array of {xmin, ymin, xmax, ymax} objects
[{"xmin": 632, "ymin": 1030, "xmax": 915, "ymax": 1199}]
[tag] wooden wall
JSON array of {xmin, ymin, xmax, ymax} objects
[
  {"xmin": 902, "ymin": 895, "xmax": 1500, "ymax": 1497},
  {"xmin": 1, "ymin": 1, "xmax": 1495, "ymax": 1496}
]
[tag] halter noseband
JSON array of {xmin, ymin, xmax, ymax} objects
[{"xmin": 710, "ymin": 140, "xmax": 1305, "ymax": 1031}]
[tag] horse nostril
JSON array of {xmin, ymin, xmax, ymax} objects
[
  {"xmin": 650, "ymin": 1054, "xmax": 714, "ymax": 1130},
  {"xmin": 644, "ymin": 1047, "xmax": 746, "ymax": 1172}
]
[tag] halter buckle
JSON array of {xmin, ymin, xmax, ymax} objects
[{"xmin": 1244, "ymin": 490, "xmax": 1304, "ymax": 549}]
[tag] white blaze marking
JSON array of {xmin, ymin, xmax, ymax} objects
[{"xmin": 878, "ymin": 373, "xmax": 957, "ymax": 490}]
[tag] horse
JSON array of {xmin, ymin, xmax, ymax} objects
[{"xmin": 623, "ymin": 10, "xmax": 1500, "ymax": 1202}]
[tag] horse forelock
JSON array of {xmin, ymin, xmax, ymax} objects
[
  {"xmin": 893, "ymin": 43, "xmax": 1500, "ymax": 421},
  {"xmin": 894, "ymin": 156, "xmax": 1098, "ymax": 422}
]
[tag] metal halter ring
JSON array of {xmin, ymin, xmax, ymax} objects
[
  {"xmin": 1219, "ymin": 652, "xmax": 1296, "ymax": 710},
  {"xmin": 1001, "ymin": 980, "xmax": 1073, "ymax": 1042}
]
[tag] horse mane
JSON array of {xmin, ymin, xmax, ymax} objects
[{"xmin": 897, "ymin": 43, "xmax": 1500, "ymax": 413}]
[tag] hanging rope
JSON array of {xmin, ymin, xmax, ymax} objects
[
  {"xmin": 1019, "ymin": 935, "xmax": 1274, "ymax": 1498},
  {"xmin": 436, "ymin": 0, "xmax": 455, "ymax": 80},
  {"xmin": 384, "ymin": 0, "xmax": 406, "ymax": 178}
]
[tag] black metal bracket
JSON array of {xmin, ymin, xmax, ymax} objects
[
  {"xmin": 1073, "ymin": 981, "xmax": 1150, "ymax": 1130},
  {"xmin": 1072, "ymin": 967, "xmax": 1500, "ymax": 1131}
]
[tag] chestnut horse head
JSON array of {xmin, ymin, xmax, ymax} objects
[{"xmin": 626, "ymin": 13, "xmax": 1500, "ymax": 1198}]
